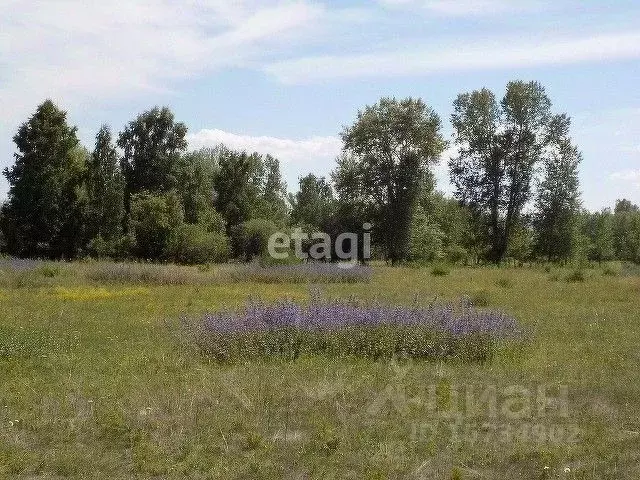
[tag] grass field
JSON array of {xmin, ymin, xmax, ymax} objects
[{"xmin": 1, "ymin": 262, "xmax": 639, "ymax": 479}]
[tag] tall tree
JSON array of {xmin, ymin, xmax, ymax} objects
[
  {"xmin": 254, "ymin": 154, "xmax": 288, "ymax": 224},
  {"xmin": 1, "ymin": 100, "xmax": 86, "ymax": 258},
  {"xmin": 86, "ymin": 125, "xmax": 125, "ymax": 248},
  {"xmin": 175, "ymin": 148, "xmax": 217, "ymax": 225},
  {"xmin": 129, "ymin": 190, "xmax": 184, "ymax": 260},
  {"xmin": 449, "ymin": 81, "xmax": 555, "ymax": 263},
  {"xmin": 118, "ymin": 107, "xmax": 187, "ymax": 202},
  {"xmin": 533, "ymin": 114, "xmax": 582, "ymax": 262},
  {"xmin": 212, "ymin": 149, "xmax": 263, "ymax": 233},
  {"xmin": 613, "ymin": 199, "xmax": 640, "ymax": 263},
  {"xmin": 289, "ymin": 174, "xmax": 336, "ymax": 229},
  {"xmin": 213, "ymin": 149, "xmax": 288, "ymax": 232},
  {"xmin": 582, "ymin": 209, "xmax": 615, "ymax": 263},
  {"xmin": 338, "ymin": 97, "xmax": 446, "ymax": 264}
]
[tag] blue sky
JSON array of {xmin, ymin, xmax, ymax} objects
[{"xmin": 1, "ymin": 0, "xmax": 639, "ymax": 209}]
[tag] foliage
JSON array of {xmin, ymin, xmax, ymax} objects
[
  {"xmin": 566, "ymin": 269, "xmax": 586, "ymax": 283},
  {"xmin": 337, "ymin": 97, "xmax": 446, "ymax": 264},
  {"xmin": 118, "ymin": 106, "xmax": 188, "ymax": 198},
  {"xmin": 129, "ymin": 191, "xmax": 184, "ymax": 260},
  {"xmin": 230, "ymin": 218, "xmax": 278, "ymax": 261},
  {"xmin": 167, "ymin": 223, "xmax": 230, "ymax": 265},
  {"xmin": 213, "ymin": 149, "xmax": 288, "ymax": 233},
  {"xmin": 612, "ymin": 199, "xmax": 640, "ymax": 263},
  {"xmin": 409, "ymin": 205, "xmax": 444, "ymax": 263},
  {"xmin": 174, "ymin": 148, "xmax": 217, "ymax": 225},
  {"xmin": 289, "ymin": 174, "xmax": 336, "ymax": 229},
  {"xmin": 581, "ymin": 209, "xmax": 615, "ymax": 263},
  {"xmin": 449, "ymin": 81, "xmax": 560, "ymax": 263},
  {"xmin": 1, "ymin": 100, "xmax": 87, "ymax": 259},
  {"xmin": 533, "ymin": 114, "xmax": 582, "ymax": 262},
  {"xmin": 431, "ymin": 264, "xmax": 450, "ymax": 276},
  {"xmin": 86, "ymin": 125, "xmax": 125, "ymax": 247}
]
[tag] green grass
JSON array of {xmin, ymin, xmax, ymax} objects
[{"xmin": 1, "ymin": 263, "xmax": 639, "ymax": 478}]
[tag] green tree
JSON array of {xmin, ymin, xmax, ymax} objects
[
  {"xmin": 175, "ymin": 148, "xmax": 217, "ymax": 225},
  {"xmin": 408, "ymin": 205, "xmax": 444, "ymax": 263},
  {"xmin": 1, "ymin": 100, "xmax": 86, "ymax": 258},
  {"xmin": 418, "ymin": 190, "xmax": 473, "ymax": 263},
  {"xmin": 338, "ymin": 97, "xmax": 446, "ymax": 264},
  {"xmin": 129, "ymin": 191, "xmax": 184, "ymax": 260},
  {"xmin": 533, "ymin": 114, "xmax": 582, "ymax": 262},
  {"xmin": 449, "ymin": 81, "xmax": 557, "ymax": 263},
  {"xmin": 213, "ymin": 149, "xmax": 288, "ymax": 232},
  {"xmin": 213, "ymin": 149, "xmax": 262, "ymax": 233},
  {"xmin": 582, "ymin": 209, "xmax": 615, "ymax": 263},
  {"xmin": 86, "ymin": 125, "xmax": 125, "ymax": 253},
  {"xmin": 167, "ymin": 223, "xmax": 230, "ymax": 265},
  {"xmin": 230, "ymin": 218, "xmax": 278, "ymax": 261},
  {"xmin": 613, "ymin": 199, "xmax": 640, "ymax": 263},
  {"xmin": 253, "ymin": 154, "xmax": 288, "ymax": 224},
  {"xmin": 289, "ymin": 174, "xmax": 336, "ymax": 229},
  {"xmin": 118, "ymin": 107, "xmax": 187, "ymax": 202}
]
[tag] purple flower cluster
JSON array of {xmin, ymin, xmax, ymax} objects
[
  {"xmin": 0, "ymin": 257, "xmax": 42, "ymax": 272},
  {"xmin": 192, "ymin": 296, "xmax": 521, "ymax": 362},
  {"xmin": 226, "ymin": 263, "xmax": 372, "ymax": 283}
]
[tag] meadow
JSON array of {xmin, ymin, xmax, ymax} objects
[{"xmin": 1, "ymin": 261, "xmax": 639, "ymax": 479}]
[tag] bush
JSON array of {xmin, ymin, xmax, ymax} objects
[
  {"xmin": 470, "ymin": 290, "xmax": 491, "ymax": 307},
  {"xmin": 495, "ymin": 278, "xmax": 513, "ymax": 288},
  {"xmin": 129, "ymin": 191, "xmax": 184, "ymax": 260},
  {"xmin": 189, "ymin": 296, "xmax": 522, "ymax": 363},
  {"xmin": 37, "ymin": 264, "xmax": 60, "ymax": 278},
  {"xmin": 446, "ymin": 244, "xmax": 469, "ymax": 265},
  {"xmin": 231, "ymin": 218, "xmax": 278, "ymax": 261},
  {"xmin": 431, "ymin": 264, "xmax": 450, "ymax": 276},
  {"xmin": 167, "ymin": 224, "xmax": 230, "ymax": 265},
  {"xmin": 602, "ymin": 264, "xmax": 619, "ymax": 277},
  {"xmin": 566, "ymin": 269, "xmax": 586, "ymax": 283}
]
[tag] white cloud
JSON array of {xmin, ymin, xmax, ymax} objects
[
  {"xmin": 265, "ymin": 31, "xmax": 640, "ymax": 84},
  {"xmin": 188, "ymin": 129, "xmax": 342, "ymax": 187},
  {"xmin": 610, "ymin": 170, "xmax": 640, "ymax": 182},
  {"xmin": 0, "ymin": 1, "xmax": 323, "ymax": 128},
  {"xmin": 379, "ymin": 0, "xmax": 540, "ymax": 16},
  {"xmin": 188, "ymin": 129, "xmax": 342, "ymax": 165}
]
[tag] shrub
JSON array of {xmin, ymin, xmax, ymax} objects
[
  {"xmin": 37, "ymin": 264, "xmax": 60, "ymax": 278},
  {"xmin": 566, "ymin": 269, "xmax": 586, "ymax": 283},
  {"xmin": 602, "ymin": 265, "xmax": 619, "ymax": 277},
  {"xmin": 167, "ymin": 224, "xmax": 230, "ymax": 265},
  {"xmin": 470, "ymin": 290, "xmax": 491, "ymax": 307},
  {"xmin": 431, "ymin": 264, "xmax": 450, "ymax": 276},
  {"xmin": 187, "ymin": 296, "xmax": 521, "ymax": 363},
  {"xmin": 446, "ymin": 245, "xmax": 469, "ymax": 265},
  {"xmin": 495, "ymin": 278, "xmax": 513, "ymax": 288},
  {"xmin": 231, "ymin": 218, "xmax": 278, "ymax": 261},
  {"xmin": 129, "ymin": 191, "xmax": 184, "ymax": 260},
  {"xmin": 409, "ymin": 211, "xmax": 444, "ymax": 263}
]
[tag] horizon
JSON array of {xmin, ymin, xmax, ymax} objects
[{"xmin": 1, "ymin": 1, "xmax": 639, "ymax": 209}]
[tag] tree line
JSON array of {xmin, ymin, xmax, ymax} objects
[{"xmin": 1, "ymin": 80, "xmax": 639, "ymax": 265}]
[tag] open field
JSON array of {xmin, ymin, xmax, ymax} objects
[{"xmin": 1, "ymin": 263, "xmax": 639, "ymax": 479}]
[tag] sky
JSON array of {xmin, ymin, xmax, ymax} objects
[{"xmin": 1, "ymin": 0, "xmax": 639, "ymax": 210}]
